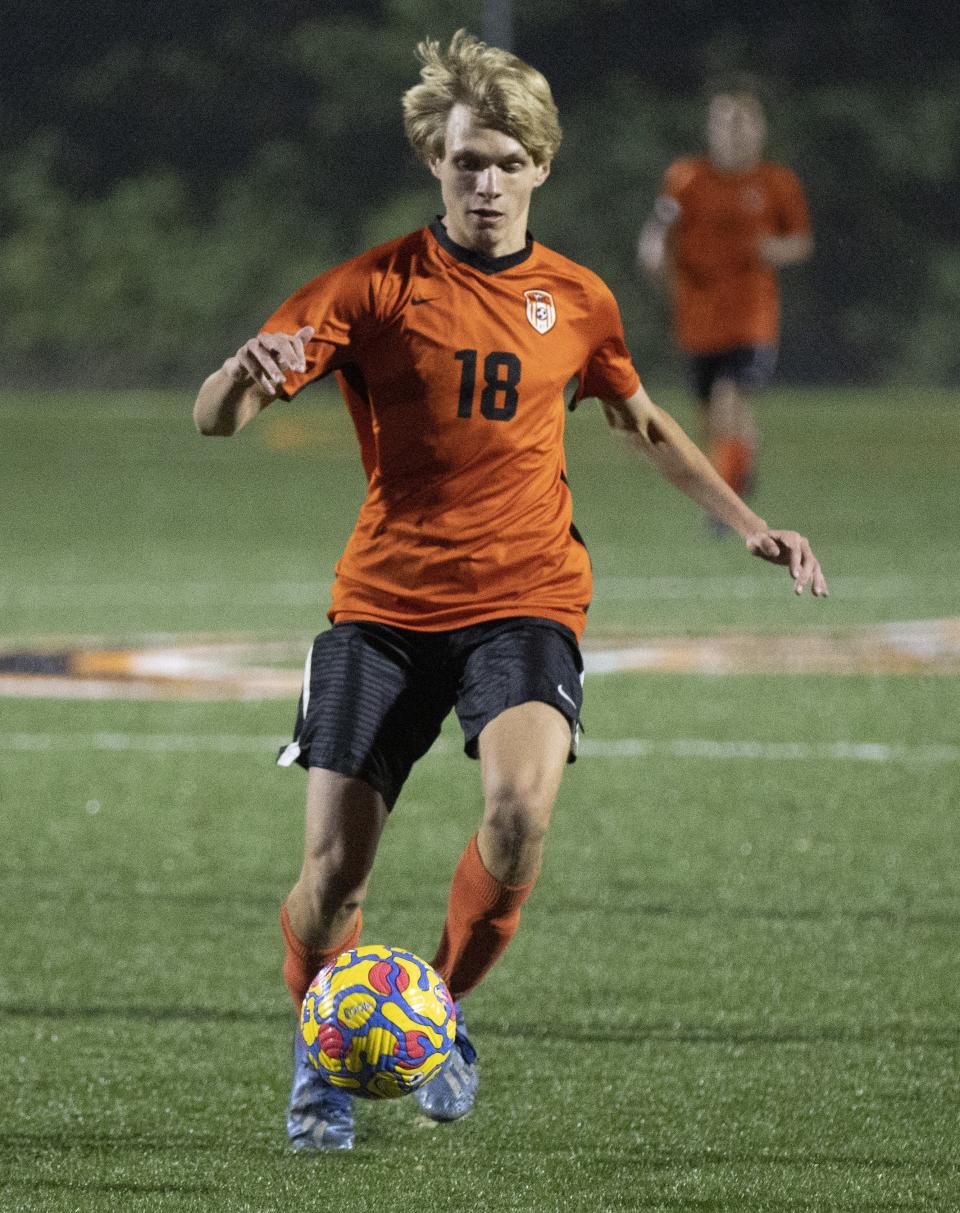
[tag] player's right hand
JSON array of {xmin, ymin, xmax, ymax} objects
[{"xmin": 223, "ymin": 325, "xmax": 315, "ymax": 397}]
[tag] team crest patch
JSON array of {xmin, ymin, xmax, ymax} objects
[{"xmin": 524, "ymin": 289, "xmax": 557, "ymax": 334}]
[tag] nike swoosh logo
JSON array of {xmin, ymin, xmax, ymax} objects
[{"xmin": 557, "ymin": 684, "xmax": 578, "ymax": 710}]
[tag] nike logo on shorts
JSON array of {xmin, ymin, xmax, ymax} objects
[{"xmin": 557, "ymin": 683, "xmax": 578, "ymax": 711}]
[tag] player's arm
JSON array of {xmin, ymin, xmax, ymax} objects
[
  {"xmin": 759, "ymin": 170, "xmax": 814, "ymax": 270},
  {"xmin": 193, "ymin": 325, "xmax": 314, "ymax": 436},
  {"xmin": 602, "ymin": 384, "xmax": 828, "ymax": 597},
  {"xmin": 636, "ymin": 195, "xmax": 680, "ymax": 280}
]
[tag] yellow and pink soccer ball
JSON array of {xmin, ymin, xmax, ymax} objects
[{"xmin": 300, "ymin": 945, "xmax": 456, "ymax": 1099}]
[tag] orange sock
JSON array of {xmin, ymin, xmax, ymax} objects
[
  {"xmin": 279, "ymin": 902, "xmax": 363, "ymax": 1008},
  {"xmin": 710, "ymin": 437, "xmax": 755, "ymax": 496},
  {"xmin": 432, "ymin": 834, "xmax": 535, "ymax": 1002}
]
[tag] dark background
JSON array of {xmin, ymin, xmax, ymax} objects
[{"xmin": 4, "ymin": 0, "xmax": 960, "ymax": 387}]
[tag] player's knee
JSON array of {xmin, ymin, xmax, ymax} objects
[
  {"xmin": 299, "ymin": 877, "xmax": 367, "ymax": 931},
  {"xmin": 300, "ymin": 837, "xmax": 371, "ymax": 913},
  {"xmin": 709, "ymin": 378, "xmax": 738, "ymax": 420},
  {"xmin": 482, "ymin": 780, "xmax": 551, "ymax": 850}
]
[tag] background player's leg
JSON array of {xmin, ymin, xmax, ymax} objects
[
  {"xmin": 281, "ymin": 768, "xmax": 388, "ymax": 1007},
  {"xmin": 707, "ymin": 375, "xmax": 758, "ymax": 498},
  {"xmin": 433, "ymin": 701, "xmax": 570, "ymax": 1001}
]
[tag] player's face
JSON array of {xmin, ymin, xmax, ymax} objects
[
  {"xmin": 430, "ymin": 103, "xmax": 550, "ymax": 257},
  {"xmin": 707, "ymin": 94, "xmax": 767, "ymax": 171}
]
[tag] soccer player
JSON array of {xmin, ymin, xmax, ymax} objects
[
  {"xmin": 637, "ymin": 85, "xmax": 813, "ymax": 513},
  {"xmin": 193, "ymin": 33, "xmax": 828, "ymax": 1151}
]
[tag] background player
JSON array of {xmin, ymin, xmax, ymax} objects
[
  {"xmin": 193, "ymin": 33, "xmax": 827, "ymax": 1152},
  {"xmin": 637, "ymin": 84, "xmax": 813, "ymax": 516}
]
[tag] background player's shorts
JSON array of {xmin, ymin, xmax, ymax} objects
[
  {"xmin": 276, "ymin": 617, "xmax": 584, "ymax": 809},
  {"xmin": 690, "ymin": 344, "xmax": 778, "ymax": 403}
]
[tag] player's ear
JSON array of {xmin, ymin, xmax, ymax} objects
[
  {"xmin": 429, "ymin": 156, "xmax": 444, "ymax": 180},
  {"xmin": 532, "ymin": 160, "xmax": 551, "ymax": 188}
]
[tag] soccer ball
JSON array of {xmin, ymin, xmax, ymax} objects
[{"xmin": 300, "ymin": 944, "xmax": 456, "ymax": 1099}]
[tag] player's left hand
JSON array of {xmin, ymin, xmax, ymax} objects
[{"xmin": 746, "ymin": 530, "xmax": 829, "ymax": 597}]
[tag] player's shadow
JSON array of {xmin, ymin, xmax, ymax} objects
[
  {"xmin": 3, "ymin": 1001, "xmax": 957, "ymax": 1050},
  {"xmin": 0, "ymin": 1001, "xmax": 285, "ymax": 1024},
  {"xmin": 381, "ymin": 890, "xmax": 960, "ymax": 928},
  {"xmin": 16, "ymin": 1174, "xmax": 217, "ymax": 1198},
  {"xmin": 535, "ymin": 895, "xmax": 960, "ymax": 929},
  {"xmin": 471, "ymin": 1018, "xmax": 960, "ymax": 1049}
]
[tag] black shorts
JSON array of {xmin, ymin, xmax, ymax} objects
[
  {"xmin": 690, "ymin": 344, "xmax": 778, "ymax": 403},
  {"xmin": 276, "ymin": 617, "xmax": 584, "ymax": 809}
]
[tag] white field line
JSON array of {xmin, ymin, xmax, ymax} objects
[
  {"xmin": 591, "ymin": 575, "xmax": 921, "ymax": 601},
  {"xmin": 0, "ymin": 574, "xmax": 931, "ymax": 608},
  {"xmin": 0, "ymin": 403, "xmax": 180, "ymax": 421},
  {"xmin": 0, "ymin": 583, "xmax": 329, "ymax": 608},
  {"xmin": 1, "ymin": 732, "xmax": 958, "ymax": 765}
]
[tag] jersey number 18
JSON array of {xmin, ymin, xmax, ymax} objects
[{"xmin": 455, "ymin": 350, "xmax": 521, "ymax": 422}]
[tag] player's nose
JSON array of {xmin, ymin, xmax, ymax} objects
[{"xmin": 476, "ymin": 166, "xmax": 501, "ymax": 197}]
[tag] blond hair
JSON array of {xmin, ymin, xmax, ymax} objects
[{"xmin": 402, "ymin": 29, "xmax": 562, "ymax": 167}]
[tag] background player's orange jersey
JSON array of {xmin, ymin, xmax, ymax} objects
[
  {"xmin": 262, "ymin": 222, "xmax": 640, "ymax": 639},
  {"xmin": 661, "ymin": 156, "xmax": 811, "ymax": 354}
]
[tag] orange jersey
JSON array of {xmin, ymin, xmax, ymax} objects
[
  {"xmin": 262, "ymin": 222, "xmax": 640, "ymax": 639},
  {"xmin": 659, "ymin": 156, "xmax": 811, "ymax": 353}
]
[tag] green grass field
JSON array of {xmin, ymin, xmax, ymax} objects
[{"xmin": 1, "ymin": 386, "xmax": 959, "ymax": 1211}]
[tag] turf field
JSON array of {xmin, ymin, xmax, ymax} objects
[{"xmin": 1, "ymin": 386, "xmax": 959, "ymax": 1211}]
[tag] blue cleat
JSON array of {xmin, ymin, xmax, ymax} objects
[
  {"xmin": 414, "ymin": 1002, "xmax": 478, "ymax": 1122},
  {"xmin": 286, "ymin": 1023, "xmax": 355, "ymax": 1151}
]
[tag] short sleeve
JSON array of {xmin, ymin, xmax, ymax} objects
[
  {"xmin": 661, "ymin": 158, "xmax": 700, "ymax": 207},
  {"xmin": 259, "ymin": 256, "xmax": 381, "ymax": 400},
  {"xmin": 573, "ymin": 283, "xmax": 641, "ymax": 405},
  {"xmin": 773, "ymin": 166, "xmax": 812, "ymax": 237}
]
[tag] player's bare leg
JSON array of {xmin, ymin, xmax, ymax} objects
[
  {"xmin": 285, "ymin": 768, "xmax": 388, "ymax": 955},
  {"xmin": 476, "ymin": 700, "xmax": 571, "ymax": 885},
  {"xmin": 282, "ymin": 770, "xmax": 388, "ymax": 1151},
  {"xmin": 418, "ymin": 701, "xmax": 571, "ymax": 1122}
]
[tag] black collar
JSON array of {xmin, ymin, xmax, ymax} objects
[{"xmin": 430, "ymin": 218, "xmax": 534, "ymax": 274}]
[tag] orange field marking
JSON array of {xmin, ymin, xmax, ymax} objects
[
  {"xmin": 583, "ymin": 618, "xmax": 960, "ymax": 676},
  {"xmin": 0, "ymin": 619, "xmax": 958, "ymax": 700}
]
